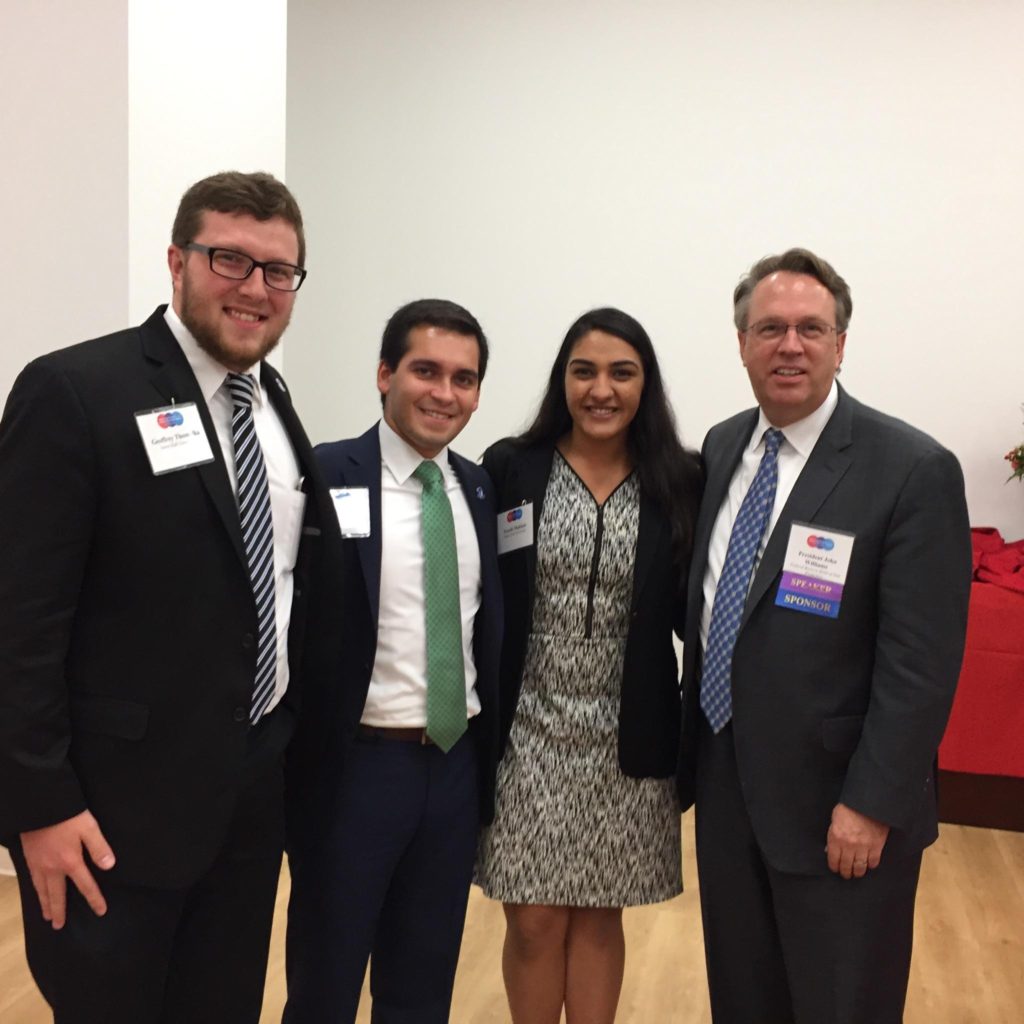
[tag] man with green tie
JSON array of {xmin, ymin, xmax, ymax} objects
[{"xmin": 283, "ymin": 299, "xmax": 503, "ymax": 1023}]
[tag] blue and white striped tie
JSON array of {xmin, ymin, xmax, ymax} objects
[{"xmin": 226, "ymin": 373, "xmax": 277, "ymax": 725}]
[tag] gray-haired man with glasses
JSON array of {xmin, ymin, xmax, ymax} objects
[
  {"xmin": 678, "ymin": 248, "xmax": 971, "ymax": 1022},
  {"xmin": 0, "ymin": 170, "xmax": 343, "ymax": 1023}
]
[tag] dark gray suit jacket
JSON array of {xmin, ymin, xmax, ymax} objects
[{"xmin": 679, "ymin": 386, "xmax": 972, "ymax": 873}]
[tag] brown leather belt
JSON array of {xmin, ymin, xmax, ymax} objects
[{"xmin": 357, "ymin": 724, "xmax": 434, "ymax": 745}]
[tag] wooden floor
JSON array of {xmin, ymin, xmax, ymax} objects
[{"xmin": 2, "ymin": 811, "xmax": 1022, "ymax": 1022}]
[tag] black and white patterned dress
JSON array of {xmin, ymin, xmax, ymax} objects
[{"xmin": 475, "ymin": 454, "xmax": 681, "ymax": 907}]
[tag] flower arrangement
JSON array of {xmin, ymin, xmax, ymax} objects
[{"xmin": 1006, "ymin": 405, "xmax": 1024, "ymax": 482}]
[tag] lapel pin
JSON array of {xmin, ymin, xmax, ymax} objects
[{"xmin": 476, "ymin": 486, "xmax": 486, "ymax": 500}]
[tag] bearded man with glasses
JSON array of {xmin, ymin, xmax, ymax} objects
[
  {"xmin": 678, "ymin": 248, "xmax": 971, "ymax": 1023},
  {"xmin": 0, "ymin": 171, "xmax": 343, "ymax": 1024}
]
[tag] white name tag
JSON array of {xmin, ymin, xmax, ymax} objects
[
  {"xmin": 330, "ymin": 487, "xmax": 371, "ymax": 537},
  {"xmin": 135, "ymin": 404, "xmax": 215, "ymax": 475},
  {"xmin": 497, "ymin": 502, "xmax": 534, "ymax": 555},
  {"xmin": 775, "ymin": 521, "xmax": 856, "ymax": 619}
]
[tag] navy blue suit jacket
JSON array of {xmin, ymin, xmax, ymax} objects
[{"xmin": 286, "ymin": 424, "xmax": 503, "ymax": 848}]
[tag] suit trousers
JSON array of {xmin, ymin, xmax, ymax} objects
[
  {"xmin": 12, "ymin": 705, "xmax": 293, "ymax": 1024},
  {"xmin": 284, "ymin": 729, "xmax": 480, "ymax": 1024},
  {"xmin": 695, "ymin": 718, "xmax": 922, "ymax": 1024}
]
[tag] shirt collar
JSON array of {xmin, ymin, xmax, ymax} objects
[
  {"xmin": 377, "ymin": 417, "xmax": 450, "ymax": 486},
  {"xmin": 163, "ymin": 305, "xmax": 264, "ymax": 408},
  {"xmin": 751, "ymin": 380, "xmax": 839, "ymax": 458}
]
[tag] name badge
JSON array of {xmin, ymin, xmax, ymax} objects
[
  {"xmin": 330, "ymin": 487, "xmax": 371, "ymax": 537},
  {"xmin": 135, "ymin": 404, "xmax": 215, "ymax": 475},
  {"xmin": 774, "ymin": 521, "xmax": 855, "ymax": 619},
  {"xmin": 497, "ymin": 502, "xmax": 534, "ymax": 555}
]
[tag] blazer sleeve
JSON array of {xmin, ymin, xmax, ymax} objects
[
  {"xmin": 672, "ymin": 449, "xmax": 705, "ymax": 640},
  {"xmin": 839, "ymin": 446, "xmax": 972, "ymax": 829},
  {"xmin": 0, "ymin": 359, "xmax": 93, "ymax": 836}
]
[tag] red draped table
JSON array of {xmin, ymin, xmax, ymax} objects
[{"xmin": 937, "ymin": 529, "xmax": 1024, "ymax": 832}]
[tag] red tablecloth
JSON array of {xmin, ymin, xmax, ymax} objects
[{"xmin": 938, "ymin": 530, "xmax": 1024, "ymax": 778}]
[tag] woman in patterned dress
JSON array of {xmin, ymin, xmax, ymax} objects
[{"xmin": 476, "ymin": 308, "xmax": 703, "ymax": 1023}]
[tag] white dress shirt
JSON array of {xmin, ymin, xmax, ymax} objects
[
  {"xmin": 700, "ymin": 381, "xmax": 839, "ymax": 654},
  {"xmin": 164, "ymin": 306, "xmax": 305, "ymax": 714},
  {"xmin": 361, "ymin": 418, "xmax": 482, "ymax": 726}
]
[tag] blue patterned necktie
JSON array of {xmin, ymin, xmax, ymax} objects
[
  {"xmin": 226, "ymin": 373, "xmax": 277, "ymax": 725},
  {"xmin": 700, "ymin": 428, "xmax": 785, "ymax": 733},
  {"xmin": 413, "ymin": 460, "xmax": 467, "ymax": 752}
]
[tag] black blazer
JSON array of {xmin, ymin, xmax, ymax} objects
[
  {"xmin": 286, "ymin": 423, "xmax": 504, "ymax": 845},
  {"xmin": 0, "ymin": 307, "xmax": 341, "ymax": 887},
  {"xmin": 483, "ymin": 439, "xmax": 701, "ymax": 779},
  {"xmin": 678, "ymin": 387, "xmax": 972, "ymax": 873}
]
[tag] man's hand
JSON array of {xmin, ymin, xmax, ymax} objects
[
  {"xmin": 826, "ymin": 802, "xmax": 889, "ymax": 879},
  {"xmin": 20, "ymin": 810, "xmax": 116, "ymax": 929}
]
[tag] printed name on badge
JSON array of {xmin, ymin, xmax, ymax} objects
[
  {"xmin": 775, "ymin": 521, "xmax": 855, "ymax": 619},
  {"xmin": 330, "ymin": 487, "xmax": 371, "ymax": 538},
  {"xmin": 135, "ymin": 403, "xmax": 215, "ymax": 475},
  {"xmin": 497, "ymin": 502, "xmax": 534, "ymax": 555}
]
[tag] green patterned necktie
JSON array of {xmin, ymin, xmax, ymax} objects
[{"xmin": 413, "ymin": 460, "xmax": 467, "ymax": 752}]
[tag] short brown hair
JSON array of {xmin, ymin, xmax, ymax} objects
[
  {"xmin": 733, "ymin": 247, "xmax": 852, "ymax": 333},
  {"xmin": 171, "ymin": 171, "xmax": 306, "ymax": 265}
]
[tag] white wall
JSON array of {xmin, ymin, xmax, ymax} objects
[
  {"xmin": 285, "ymin": 0, "xmax": 1024, "ymax": 538},
  {"xmin": 1, "ymin": 0, "xmax": 129, "ymax": 405},
  {"xmin": 128, "ymin": 0, "xmax": 289, "ymax": 332}
]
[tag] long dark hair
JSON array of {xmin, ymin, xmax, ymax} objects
[{"xmin": 517, "ymin": 307, "xmax": 701, "ymax": 564}]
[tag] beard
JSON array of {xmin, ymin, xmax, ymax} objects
[{"xmin": 179, "ymin": 275, "xmax": 289, "ymax": 372}]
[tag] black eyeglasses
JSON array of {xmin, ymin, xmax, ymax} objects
[{"xmin": 183, "ymin": 243, "xmax": 307, "ymax": 292}]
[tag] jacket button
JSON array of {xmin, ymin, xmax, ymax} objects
[
  {"xmin": 242, "ymin": 633, "xmax": 255, "ymax": 649},
  {"xmin": 233, "ymin": 707, "xmax": 247, "ymax": 723}
]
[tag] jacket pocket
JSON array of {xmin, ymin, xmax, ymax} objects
[
  {"xmin": 70, "ymin": 694, "xmax": 149, "ymax": 741},
  {"xmin": 821, "ymin": 714, "xmax": 865, "ymax": 753}
]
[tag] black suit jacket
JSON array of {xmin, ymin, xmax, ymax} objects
[
  {"xmin": 0, "ymin": 307, "xmax": 340, "ymax": 888},
  {"xmin": 483, "ymin": 439, "xmax": 700, "ymax": 778},
  {"xmin": 286, "ymin": 424, "xmax": 503, "ymax": 845},
  {"xmin": 679, "ymin": 387, "xmax": 972, "ymax": 873}
]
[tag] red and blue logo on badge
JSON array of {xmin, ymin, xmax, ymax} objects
[{"xmin": 156, "ymin": 410, "xmax": 185, "ymax": 429}]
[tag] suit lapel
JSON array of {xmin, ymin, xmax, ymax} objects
[
  {"xmin": 343, "ymin": 427, "xmax": 384, "ymax": 623},
  {"xmin": 263, "ymin": 363, "xmax": 312, "ymax": 477},
  {"xmin": 449, "ymin": 451, "xmax": 492, "ymax": 556},
  {"xmin": 743, "ymin": 391, "xmax": 855, "ymax": 622},
  {"xmin": 139, "ymin": 308, "xmax": 247, "ymax": 570}
]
